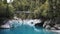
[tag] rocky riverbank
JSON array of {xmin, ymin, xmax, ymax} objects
[
  {"xmin": 0, "ymin": 19, "xmax": 41, "ymax": 28},
  {"xmin": 0, "ymin": 17, "xmax": 60, "ymax": 31},
  {"xmin": 35, "ymin": 17, "xmax": 60, "ymax": 30},
  {"xmin": 43, "ymin": 19, "xmax": 60, "ymax": 30}
]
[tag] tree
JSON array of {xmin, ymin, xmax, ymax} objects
[
  {"xmin": 7, "ymin": 4, "xmax": 15, "ymax": 19},
  {"xmin": 0, "ymin": 0, "xmax": 15, "ymax": 19}
]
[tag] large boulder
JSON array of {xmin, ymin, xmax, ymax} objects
[
  {"xmin": 45, "ymin": 25, "xmax": 51, "ymax": 29},
  {"xmin": 0, "ymin": 24, "xmax": 10, "ymax": 29},
  {"xmin": 0, "ymin": 19, "xmax": 19, "ymax": 29},
  {"xmin": 54, "ymin": 24, "xmax": 60, "ymax": 30},
  {"xmin": 50, "ymin": 27, "xmax": 56, "ymax": 30},
  {"xmin": 43, "ymin": 20, "xmax": 51, "ymax": 28}
]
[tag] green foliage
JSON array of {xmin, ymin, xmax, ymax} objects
[
  {"xmin": 12, "ymin": 0, "xmax": 50, "ymax": 19},
  {"xmin": 7, "ymin": 4, "xmax": 15, "ymax": 19},
  {"xmin": 0, "ymin": 1, "xmax": 7, "ymax": 17},
  {"xmin": 0, "ymin": 0, "xmax": 60, "ymax": 19},
  {"xmin": 0, "ymin": 0, "xmax": 15, "ymax": 19}
]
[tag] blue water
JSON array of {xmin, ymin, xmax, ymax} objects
[{"xmin": 0, "ymin": 25, "xmax": 58, "ymax": 34}]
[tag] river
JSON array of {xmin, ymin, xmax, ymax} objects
[{"xmin": 0, "ymin": 19, "xmax": 59, "ymax": 34}]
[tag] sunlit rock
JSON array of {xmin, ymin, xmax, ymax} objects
[
  {"xmin": 0, "ymin": 24, "xmax": 10, "ymax": 28},
  {"xmin": 45, "ymin": 25, "xmax": 51, "ymax": 29},
  {"xmin": 43, "ymin": 20, "xmax": 51, "ymax": 28},
  {"xmin": 22, "ymin": 19, "xmax": 41, "ymax": 27},
  {"xmin": 54, "ymin": 24, "xmax": 60, "ymax": 30},
  {"xmin": 0, "ymin": 19, "xmax": 41, "ymax": 28},
  {"xmin": 50, "ymin": 27, "xmax": 55, "ymax": 30}
]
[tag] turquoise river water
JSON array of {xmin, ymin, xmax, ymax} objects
[{"xmin": 0, "ymin": 24, "xmax": 58, "ymax": 34}]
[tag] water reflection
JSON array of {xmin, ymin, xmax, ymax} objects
[{"xmin": 0, "ymin": 29, "xmax": 10, "ymax": 34}]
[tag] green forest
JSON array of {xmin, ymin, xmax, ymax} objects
[{"xmin": 0, "ymin": 0, "xmax": 60, "ymax": 23}]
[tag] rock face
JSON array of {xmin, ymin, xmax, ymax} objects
[
  {"xmin": 0, "ymin": 19, "xmax": 11, "ymax": 29},
  {"xmin": 0, "ymin": 19, "xmax": 41, "ymax": 29},
  {"xmin": 0, "ymin": 20, "xmax": 12, "ymax": 29},
  {"xmin": 42, "ymin": 20, "xmax": 55, "ymax": 30},
  {"xmin": 0, "ymin": 19, "xmax": 19, "ymax": 29},
  {"xmin": 43, "ymin": 18, "xmax": 60, "ymax": 30},
  {"xmin": 34, "ymin": 18, "xmax": 60, "ymax": 30},
  {"xmin": 0, "ymin": 17, "xmax": 60, "ymax": 30},
  {"xmin": 54, "ymin": 24, "xmax": 60, "ymax": 30}
]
